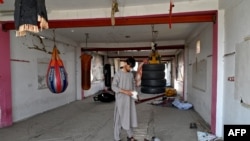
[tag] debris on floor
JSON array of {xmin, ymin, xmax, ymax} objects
[
  {"xmin": 149, "ymin": 96, "xmax": 175, "ymax": 107},
  {"xmin": 197, "ymin": 131, "xmax": 222, "ymax": 141},
  {"xmin": 172, "ymin": 98, "xmax": 193, "ymax": 110},
  {"xmin": 144, "ymin": 136, "xmax": 161, "ymax": 141},
  {"xmin": 151, "ymin": 136, "xmax": 161, "ymax": 141},
  {"xmin": 149, "ymin": 96, "xmax": 193, "ymax": 110},
  {"xmin": 190, "ymin": 122, "xmax": 197, "ymax": 129}
]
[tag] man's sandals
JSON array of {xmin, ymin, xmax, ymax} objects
[{"xmin": 127, "ymin": 137, "xmax": 137, "ymax": 141}]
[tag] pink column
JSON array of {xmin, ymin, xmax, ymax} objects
[{"xmin": 0, "ymin": 25, "xmax": 13, "ymax": 128}]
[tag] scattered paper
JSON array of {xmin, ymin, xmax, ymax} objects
[{"xmin": 197, "ymin": 131, "xmax": 217, "ymax": 141}]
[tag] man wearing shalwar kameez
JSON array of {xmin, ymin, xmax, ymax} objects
[{"xmin": 112, "ymin": 57, "xmax": 138, "ymax": 141}]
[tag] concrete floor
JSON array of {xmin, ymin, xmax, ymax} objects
[{"xmin": 0, "ymin": 94, "xmax": 212, "ymax": 141}]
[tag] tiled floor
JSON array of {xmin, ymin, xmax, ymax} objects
[{"xmin": 0, "ymin": 93, "xmax": 214, "ymax": 141}]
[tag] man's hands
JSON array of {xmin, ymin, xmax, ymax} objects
[
  {"xmin": 131, "ymin": 91, "xmax": 138, "ymax": 100},
  {"xmin": 120, "ymin": 89, "xmax": 140, "ymax": 101},
  {"xmin": 120, "ymin": 89, "xmax": 133, "ymax": 96}
]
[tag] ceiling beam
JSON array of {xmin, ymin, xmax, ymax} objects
[
  {"xmin": 120, "ymin": 59, "xmax": 173, "ymax": 62},
  {"xmin": 108, "ymin": 55, "xmax": 175, "ymax": 58},
  {"xmin": 82, "ymin": 45, "xmax": 184, "ymax": 52},
  {"xmin": 1, "ymin": 11, "xmax": 216, "ymax": 31}
]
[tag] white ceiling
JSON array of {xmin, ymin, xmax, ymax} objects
[
  {"xmin": 56, "ymin": 23, "xmax": 200, "ymax": 43},
  {"xmin": 0, "ymin": 0, "xmax": 200, "ymax": 11},
  {"xmin": 0, "ymin": 0, "xmax": 212, "ymax": 60}
]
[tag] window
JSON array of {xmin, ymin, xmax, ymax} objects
[{"xmin": 196, "ymin": 40, "xmax": 201, "ymax": 54}]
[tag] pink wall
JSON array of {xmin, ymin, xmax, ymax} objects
[{"xmin": 0, "ymin": 25, "xmax": 12, "ymax": 128}]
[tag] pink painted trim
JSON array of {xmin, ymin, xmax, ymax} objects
[
  {"xmin": 0, "ymin": 24, "xmax": 13, "ymax": 128},
  {"xmin": 211, "ymin": 12, "xmax": 218, "ymax": 134},
  {"xmin": 2, "ymin": 10, "xmax": 217, "ymax": 30}
]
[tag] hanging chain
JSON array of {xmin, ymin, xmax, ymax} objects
[
  {"xmin": 151, "ymin": 24, "xmax": 158, "ymax": 43},
  {"xmin": 151, "ymin": 24, "xmax": 154, "ymax": 42},
  {"xmin": 53, "ymin": 29, "xmax": 56, "ymax": 47},
  {"xmin": 85, "ymin": 33, "xmax": 89, "ymax": 49}
]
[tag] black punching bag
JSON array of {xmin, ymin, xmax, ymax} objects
[{"xmin": 104, "ymin": 64, "xmax": 111, "ymax": 87}]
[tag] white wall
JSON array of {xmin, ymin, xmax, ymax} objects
[
  {"xmin": 215, "ymin": 10, "xmax": 225, "ymax": 137},
  {"xmin": 186, "ymin": 23, "xmax": 213, "ymax": 125},
  {"xmin": 221, "ymin": 0, "xmax": 250, "ymax": 125},
  {"xmin": 174, "ymin": 50, "xmax": 184, "ymax": 97},
  {"xmin": 10, "ymin": 31, "xmax": 80, "ymax": 122}
]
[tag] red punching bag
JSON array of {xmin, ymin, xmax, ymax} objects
[
  {"xmin": 81, "ymin": 53, "xmax": 92, "ymax": 90},
  {"xmin": 46, "ymin": 46, "xmax": 68, "ymax": 93}
]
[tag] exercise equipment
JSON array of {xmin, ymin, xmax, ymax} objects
[
  {"xmin": 46, "ymin": 46, "xmax": 68, "ymax": 93},
  {"xmin": 104, "ymin": 64, "xmax": 112, "ymax": 87},
  {"xmin": 81, "ymin": 53, "xmax": 92, "ymax": 90},
  {"xmin": 148, "ymin": 43, "xmax": 161, "ymax": 64},
  {"xmin": 93, "ymin": 90, "xmax": 115, "ymax": 102}
]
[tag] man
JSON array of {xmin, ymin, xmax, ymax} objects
[{"xmin": 111, "ymin": 57, "xmax": 138, "ymax": 141}]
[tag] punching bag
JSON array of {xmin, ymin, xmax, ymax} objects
[
  {"xmin": 104, "ymin": 64, "xmax": 111, "ymax": 87},
  {"xmin": 81, "ymin": 53, "xmax": 92, "ymax": 90},
  {"xmin": 46, "ymin": 46, "xmax": 68, "ymax": 94}
]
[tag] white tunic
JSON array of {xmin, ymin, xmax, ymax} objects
[{"xmin": 111, "ymin": 70, "xmax": 138, "ymax": 130}]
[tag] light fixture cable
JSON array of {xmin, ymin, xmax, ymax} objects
[{"xmin": 85, "ymin": 33, "xmax": 89, "ymax": 49}]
